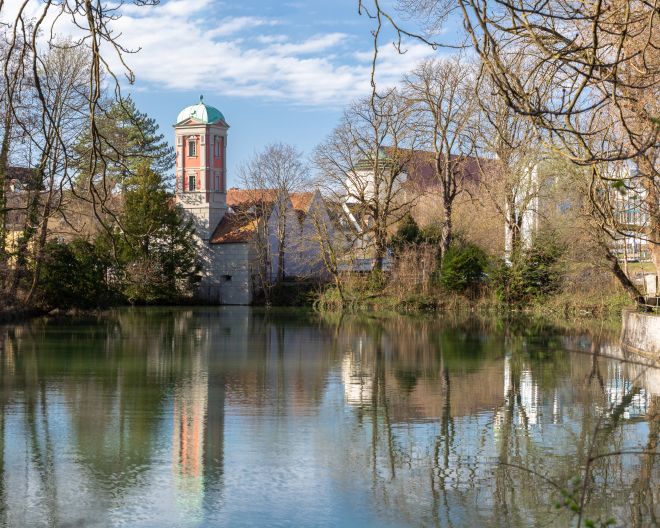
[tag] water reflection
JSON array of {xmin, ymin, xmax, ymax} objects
[{"xmin": 0, "ymin": 308, "xmax": 657, "ymax": 527}]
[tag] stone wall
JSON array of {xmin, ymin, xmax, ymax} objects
[
  {"xmin": 621, "ymin": 310, "xmax": 660, "ymax": 357},
  {"xmin": 196, "ymin": 242, "xmax": 253, "ymax": 305}
]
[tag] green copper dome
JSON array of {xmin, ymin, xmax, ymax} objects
[{"xmin": 176, "ymin": 95, "xmax": 225, "ymax": 124}]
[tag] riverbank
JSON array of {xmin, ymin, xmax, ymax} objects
[
  {"xmin": 313, "ymin": 284, "xmax": 634, "ymax": 319},
  {"xmin": 621, "ymin": 310, "xmax": 660, "ymax": 358},
  {"xmin": 0, "ymin": 295, "xmax": 200, "ymax": 325},
  {"xmin": 0, "ymin": 281, "xmax": 635, "ymax": 325},
  {"xmin": 0, "ymin": 307, "xmax": 47, "ymax": 324}
]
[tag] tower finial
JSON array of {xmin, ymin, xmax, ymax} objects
[{"xmin": 200, "ymin": 94, "xmax": 204, "ymax": 103}]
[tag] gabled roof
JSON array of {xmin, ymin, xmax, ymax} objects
[
  {"xmin": 226, "ymin": 188, "xmax": 315, "ymax": 213},
  {"xmin": 290, "ymin": 192, "xmax": 314, "ymax": 213},
  {"xmin": 209, "ymin": 212, "xmax": 258, "ymax": 244},
  {"xmin": 226, "ymin": 188, "xmax": 277, "ymax": 208},
  {"xmin": 210, "ymin": 188, "xmax": 317, "ymax": 245}
]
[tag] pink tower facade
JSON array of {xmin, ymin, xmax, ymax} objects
[{"xmin": 174, "ymin": 97, "xmax": 229, "ymax": 241}]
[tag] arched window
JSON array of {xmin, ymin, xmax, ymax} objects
[{"xmin": 188, "ymin": 137, "xmax": 197, "ymax": 157}]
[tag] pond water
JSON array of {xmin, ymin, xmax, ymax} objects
[{"xmin": 0, "ymin": 307, "xmax": 658, "ymax": 527}]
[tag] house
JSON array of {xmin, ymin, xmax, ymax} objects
[
  {"xmin": 337, "ymin": 147, "xmax": 506, "ymax": 264},
  {"xmin": 174, "ymin": 97, "xmax": 335, "ymax": 305}
]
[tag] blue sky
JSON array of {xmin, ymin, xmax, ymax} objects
[
  {"xmin": 116, "ymin": 0, "xmax": 463, "ymax": 185},
  {"xmin": 6, "ymin": 0, "xmax": 464, "ymax": 186}
]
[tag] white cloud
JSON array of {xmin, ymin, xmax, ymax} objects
[
  {"xmin": 269, "ymin": 33, "xmax": 347, "ymax": 55},
  {"xmin": 207, "ymin": 16, "xmax": 279, "ymax": 38},
  {"xmin": 255, "ymin": 34, "xmax": 290, "ymax": 44},
  {"xmin": 2, "ymin": 0, "xmax": 440, "ymax": 107}
]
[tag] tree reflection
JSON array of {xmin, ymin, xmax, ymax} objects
[
  {"xmin": 0, "ymin": 309, "xmax": 656, "ymax": 527},
  {"xmin": 331, "ymin": 313, "xmax": 659, "ymax": 527}
]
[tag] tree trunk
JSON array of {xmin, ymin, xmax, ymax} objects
[
  {"xmin": 8, "ymin": 178, "xmax": 42, "ymax": 301},
  {"xmin": 277, "ymin": 241, "xmax": 285, "ymax": 283},
  {"xmin": 604, "ymin": 246, "xmax": 643, "ymax": 303},
  {"xmin": 374, "ymin": 239, "xmax": 386, "ymax": 271},
  {"xmin": 277, "ymin": 215, "xmax": 286, "ymax": 283},
  {"xmin": 373, "ymin": 219, "xmax": 387, "ymax": 271},
  {"xmin": 0, "ymin": 111, "xmax": 12, "ymax": 284},
  {"xmin": 334, "ymin": 273, "xmax": 346, "ymax": 306},
  {"xmin": 26, "ymin": 192, "xmax": 53, "ymax": 304},
  {"xmin": 439, "ymin": 198, "xmax": 452, "ymax": 265},
  {"xmin": 504, "ymin": 196, "xmax": 522, "ymax": 262}
]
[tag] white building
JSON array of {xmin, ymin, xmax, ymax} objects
[{"xmin": 610, "ymin": 164, "xmax": 652, "ymax": 263}]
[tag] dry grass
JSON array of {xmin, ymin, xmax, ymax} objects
[{"xmin": 389, "ymin": 244, "xmax": 438, "ymax": 298}]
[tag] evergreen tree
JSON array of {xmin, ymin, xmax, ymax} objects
[
  {"xmin": 118, "ymin": 163, "xmax": 200, "ymax": 303},
  {"xmin": 439, "ymin": 241, "xmax": 489, "ymax": 294},
  {"xmin": 391, "ymin": 213, "xmax": 420, "ymax": 252},
  {"xmin": 492, "ymin": 231, "xmax": 563, "ymax": 305},
  {"xmin": 74, "ymin": 97, "xmax": 175, "ymax": 191}
]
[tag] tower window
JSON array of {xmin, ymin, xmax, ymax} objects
[
  {"xmin": 188, "ymin": 173, "xmax": 196, "ymax": 191},
  {"xmin": 215, "ymin": 137, "xmax": 221, "ymax": 157},
  {"xmin": 188, "ymin": 138, "xmax": 197, "ymax": 157}
]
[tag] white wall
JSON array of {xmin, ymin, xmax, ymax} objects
[
  {"xmin": 197, "ymin": 243, "xmax": 253, "ymax": 305},
  {"xmin": 267, "ymin": 196, "xmax": 302, "ymax": 281}
]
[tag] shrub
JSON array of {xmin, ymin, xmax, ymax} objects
[
  {"xmin": 419, "ymin": 222, "xmax": 443, "ymax": 245},
  {"xmin": 522, "ymin": 235, "xmax": 563, "ymax": 297},
  {"xmin": 391, "ymin": 214, "xmax": 420, "ymax": 251},
  {"xmin": 367, "ymin": 268, "xmax": 388, "ymax": 290},
  {"xmin": 492, "ymin": 232, "xmax": 563, "ymax": 305},
  {"xmin": 269, "ymin": 281, "xmax": 318, "ymax": 306},
  {"xmin": 439, "ymin": 242, "xmax": 489, "ymax": 294},
  {"xmin": 39, "ymin": 239, "xmax": 112, "ymax": 309}
]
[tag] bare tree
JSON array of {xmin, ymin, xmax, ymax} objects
[
  {"xmin": 28, "ymin": 44, "xmax": 89, "ymax": 302},
  {"xmin": 303, "ymin": 198, "xmax": 352, "ymax": 305},
  {"xmin": 0, "ymin": 0, "xmax": 160, "ymax": 308},
  {"xmin": 314, "ymin": 90, "xmax": 417, "ymax": 270},
  {"xmin": 238, "ymin": 142, "xmax": 309, "ymax": 301},
  {"xmin": 403, "ymin": 55, "xmax": 478, "ymax": 261},
  {"xmin": 363, "ymin": 0, "xmax": 659, "ymax": 292},
  {"xmin": 0, "ymin": 28, "xmax": 33, "ymax": 296},
  {"xmin": 3, "ymin": 42, "xmax": 90, "ymax": 302},
  {"xmin": 473, "ymin": 66, "xmax": 545, "ymax": 259},
  {"xmin": 458, "ymin": 0, "xmax": 660, "ymax": 282}
]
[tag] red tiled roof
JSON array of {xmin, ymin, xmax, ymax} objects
[
  {"xmin": 209, "ymin": 212, "xmax": 258, "ymax": 244},
  {"xmin": 226, "ymin": 188, "xmax": 314, "ymax": 212},
  {"xmin": 211, "ymin": 188, "xmax": 316, "ymax": 244},
  {"xmin": 226, "ymin": 188, "xmax": 277, "ymax": 207},
  {"xmin": 290, "ymin": 192, "xmax": 314, "ymax": 212}
]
